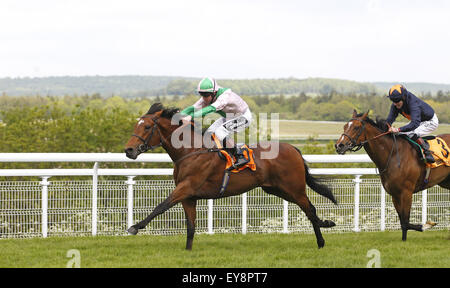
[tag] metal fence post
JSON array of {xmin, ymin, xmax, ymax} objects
[
  {"xmin": 283, "ymin": 200, "xmax": 289, "ymax": 233},
  {"xmin": 353, "ymin": 175, "xmax": 361, "ymax": 232},
  {"xmin": 242, "ymin": 193, "xmax": 247, "ymax": 234},
  {"xmin": 40, "ymin": 176, "xmax": 50, "ymax": 238},
  {"xmin": 126, "ymin": 176, "xmax": 136, "ymax": 230},
  {"xmin": 380, "ymin": 185, "xmax": 385, "ymax": 231},
  {"xmin": 92, "ymin": 162, "xmax": 98, "ymax": 236},
  {"xmin": 422, "ymin": 189, "xmax": 427, "ymax": 224},
  {"xmin": 207, "ymin": 199, "xmax": 214, "ymax": 234}
]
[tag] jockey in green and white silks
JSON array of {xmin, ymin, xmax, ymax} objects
[{"xmin": 180, "ymin": 77, "xmax": 252, "ymax": 167}]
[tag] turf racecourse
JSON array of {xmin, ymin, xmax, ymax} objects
[{"xmin": 1, "ymin": 231, "xmax": 448, "ymax": 268}]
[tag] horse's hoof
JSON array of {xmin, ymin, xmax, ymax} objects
[
  {"xmin": 327, "ymin": 220, "xmax": 336, "ymax": 227},
  {"xmin": 322, "ymin": 220, "xmax": 336, "ymax": 228},
  {"xmin": 127, "ymin": 226, "xmax": 139, "ymax": 235},
  {"xmin": 317, "ymin": 239, "xmax": 325, "ymax": 249}
]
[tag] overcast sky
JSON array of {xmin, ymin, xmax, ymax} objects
[{"xmin": 1, "ymin": 0, "xmax": 450, "ymax": 83}]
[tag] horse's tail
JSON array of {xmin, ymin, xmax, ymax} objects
[{"xmin": 294, "ymin": 147, "xmax": 338, "ymax": 205}]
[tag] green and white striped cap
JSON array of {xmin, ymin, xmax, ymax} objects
[{"xmin": 197, "ymin": 77, "xmax": 218, "ymax": 93}]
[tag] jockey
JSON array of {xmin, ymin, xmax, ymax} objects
[
  {"xmin": 386, "ymin": 84, "xmax": 438, "ymax": 163},
  {"xmin": 180, "ymin": 77, "xmax": 252, "ymax": 168}
]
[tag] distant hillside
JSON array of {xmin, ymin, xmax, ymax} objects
[
  {"xmin": 0, "ymin": 75, "xmax": 185, "ymax": 97},
  {"xmin": 220, "ymin": 77, "xmax": 380, "ymax": 96},
  {"xmin": 372, "ymin": 82, "xmax": 450, "ymax": 96},
  {"xmin": 1, "ymin": 75, "xmax": 449, "ymax": 97}
]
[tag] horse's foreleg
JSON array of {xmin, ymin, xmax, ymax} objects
[
  {"xmin": 392, "ymin": 190, "xmax": 424, "ymax": 241},
  {"xmin": 127, "ymin": 197, "xmax": 173, "ymax": 235},
  {"xmin": 127, "ymin": 183, "xmax": 192, "ymax": 235},
  {"xmin": 401, "ymin": 190, "xmax": 426, "ymax": 233},
  {"xmin": 182, "ymin": 198, "xmax": 197, "ymax": 250},
  {"xmin": 392, "ymin": 193, "xmax": 409, "ymax": 241}
]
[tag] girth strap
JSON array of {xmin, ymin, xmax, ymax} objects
[{"xmin": 219, "ymin": 170, "xmax": 231, "ymax": 197}]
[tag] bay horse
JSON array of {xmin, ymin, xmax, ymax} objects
[
  {"xmin": 124, "ymin": 103, "xmax": 337, "ymax": 250},
  {"xmin": 335, "ymin": 110, "xmax": 450, "ymax": 241}
]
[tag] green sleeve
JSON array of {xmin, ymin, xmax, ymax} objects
[
  {"xmin": 180, "ymin": 106, "xmax": 195, "ymax": 117},
  {"xmin": 193, "ymin": 106, "xmax": 217, "ymax": 118}
]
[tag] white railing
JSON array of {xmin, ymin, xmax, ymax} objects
[{"xmin": 0, "ymin": 153, "xmax": 448, "ymax": 238}]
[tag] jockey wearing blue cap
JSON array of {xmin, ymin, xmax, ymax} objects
[{"xmin": 386, "ymin": 84, "xmax": 438, "ymax": 163}]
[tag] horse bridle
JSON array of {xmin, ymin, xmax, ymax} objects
[
  {"xmin": 132, "ymin": 115, "xmax": 162, "ymax": 153},
  {"xmin": 340, "ymin": 117, "xmax": 400, "ymax": 173},
  {"xmin": 340, "ymin": 118, "xmax": 368, "ymax": 152}
]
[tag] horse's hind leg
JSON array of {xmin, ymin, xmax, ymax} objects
[
  {"xmin": 309, "ymin": 200, "xmax": 336, "ymax": 228},
  {"xmin": 298, "ymin": 197, "xmax": 326, "ymax": 248},
  {"xmin": 182, "ymin": 198, "xmax": 197, "ymax": 250},
  {"xmin": 264, "ymin": 186, "xmax": 333, "ymax": 248},
  {"xmin": 283, "ymin": 188, "xmax": 333, "ymax": 248}
]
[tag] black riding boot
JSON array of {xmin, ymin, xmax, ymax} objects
[
  {"xmin": 232, "ymin": 146, "xmax": 249, "ymax": 169},
  {"xmin": 417, "ymin": 137, "xmax": 435, "ymax": 163}
]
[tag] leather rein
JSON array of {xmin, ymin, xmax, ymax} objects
[{"xmin": 131, "ymin": 117, "xmax": 219, "ymax": 165}]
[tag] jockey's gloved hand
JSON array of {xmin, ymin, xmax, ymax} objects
[
  {"xmin": 180, "ymin": 115, "xmax": 192, "ymax": 124},
  {"xmin": 389, "ymin": 126, "xmax": 400, "ymax": 134}
]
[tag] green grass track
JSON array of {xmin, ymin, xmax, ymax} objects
[{"xmin": 1, "ymin": 231, "xmax": 449, "ymax": 268}]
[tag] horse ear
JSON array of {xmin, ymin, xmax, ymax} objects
[
  {"xmin": 362, "ymin": 110, "xmax": 369, "ymax": 119},
  {"xmin": 352, "ymin": 109, "xmax": 357, "ymax": 118}
]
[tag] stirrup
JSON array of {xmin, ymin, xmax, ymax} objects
[
  {"xmin": 234, "ymin": 155, "xmax": 249, "ymax": 167},
  {"xmin": 424, "ymin": 152, "xmax": 435, "ymax": 163},
  {"xmin": 231, "ymin": 148, "xmax": 249, "ymax": 169}
]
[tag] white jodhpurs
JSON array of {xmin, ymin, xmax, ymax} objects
[
  {"xmin": 400, "ymin": 114, "xmax": 439, "ymax": 138},
  {"xmin": 206, "ymin": 108, "xmax": 252, "ymax": 141}
]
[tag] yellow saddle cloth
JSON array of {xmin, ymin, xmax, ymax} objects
[{"xmin": 426, "ymin": 137, "xmax": 450, "ymax": 168}]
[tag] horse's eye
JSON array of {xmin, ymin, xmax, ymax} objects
[{"xmin": 145, "ymin": 125, "xmax": 151, "ymax": 130}]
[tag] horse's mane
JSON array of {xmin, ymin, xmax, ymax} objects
[
  {"xmin": 355, "ymin": 113, "xmax": 389, "ymax": 133},
  {"xmin": 146, "ymin": 103, "xmax": 180, "ymax": 119},
  {"xmin": 145, "ymin": 103, "xmax": 203, "ymax": 132}
]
